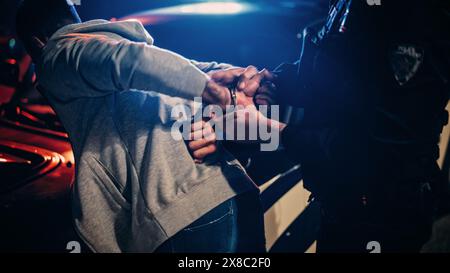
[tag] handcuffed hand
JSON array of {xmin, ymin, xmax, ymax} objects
[
  {"xmin": 202, "ymin": 66, "xmax": 276, "ymax": 109},
  {"xmin": 193, "ymin": 65, "xmax": 282, "ymax": 159},
  {"xmin": 187, "ymin": 119, "xmax": 218, "ymax": 163}
]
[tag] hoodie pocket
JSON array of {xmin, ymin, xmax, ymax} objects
[
  {"xmin": 85, "ymin": 156, "xmax": 131, "ymax": 210},
  {"xmin": 183, "ymin": 199, "xmax": 234, "ymax": 232}
]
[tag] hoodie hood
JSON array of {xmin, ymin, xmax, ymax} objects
[{"xmin": 50, "ymin": 19, "xmax": 154, "ymax": 45}]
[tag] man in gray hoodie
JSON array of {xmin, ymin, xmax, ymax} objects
[{"xmin": 16, "ymin": 0, "xmax": 266, "ymax": 252}]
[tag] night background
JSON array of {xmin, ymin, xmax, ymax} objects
[{"xmin": 0, "ymin": 0, "xmax": 449, "ymax": 254}]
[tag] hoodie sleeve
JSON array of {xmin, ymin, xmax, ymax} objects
[
  {"xmin": 190, "ymin": 60, "xmax": 234, "ymax": 73},
  {"xmin": 41, "ymin": 34, "xmax": 209, "ymax": 102}
]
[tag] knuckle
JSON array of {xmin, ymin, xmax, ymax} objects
[
  {"xmin": 188, "ymin": 141, "xmax": 196, "ymax": 150},
  {"xmin": 240, "ymin": 73, "xmax": 250, "ymax": 80},
  {"xmin": 211, "ymin": 71, "xmax": 222, "ymax": 78},
  {"xmin": 204, "ymin": 131, "xmax": 213, "ymax": 140},
  {"xmin": 206, "ymin": 134, "xmax": 216, "ymax": 143},
  {"xmin": 210, "ymin": 145, "xmax": 217, "ymax": 153},
  {"xmin": 192, "ymin": 151, "xmax": 200, "ymax": 159},
  {"xmin": 193, "ymin": 132, "xmax": 202, "ymax": 141}
]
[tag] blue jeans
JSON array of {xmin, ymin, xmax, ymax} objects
[{"xmin": 155, "ymin": 191, "xmax": 266, "ymax": 253}]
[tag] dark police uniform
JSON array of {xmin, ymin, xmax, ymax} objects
[{"xmin": 276, "ymin": 0, "xmax": 450, "ymax": 252}]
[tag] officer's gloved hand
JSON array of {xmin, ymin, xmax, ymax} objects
[
  {"xmin": 272, "ymin": 62, "xmax": 300, "ymax": 107},
  {"xmin": 271, "ymin": 27, "xmax": 320, "ymax": 108}
]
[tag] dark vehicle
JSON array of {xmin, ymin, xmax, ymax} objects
[{"xmin": 0, "ymin": 31, "xmax": 78, "ymax": 251}]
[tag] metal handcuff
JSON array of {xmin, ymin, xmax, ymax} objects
[{"xmin": 229, "ymin": 86, "xmax": 238, "ymax": 108}]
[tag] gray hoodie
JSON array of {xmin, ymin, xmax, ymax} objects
[{"xmin": 36, "ymin": 19, "xmax": 257, "ymax": 252}]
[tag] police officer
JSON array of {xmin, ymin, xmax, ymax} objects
[{"xmin": 273, "ymin": 0, "xmax": 450, "ymax": 252}]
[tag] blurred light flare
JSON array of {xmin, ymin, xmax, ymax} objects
[
  {"xmin": 5, "ymin": 59, "xmax": 17, "ymax": 65},
  {"xmin": 120, "ymin": 2, "xmax": 255, "ymax": 24},
  {"xmin": 177, "ymin": 2, "xmax": 247, "ymax": 15}
]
